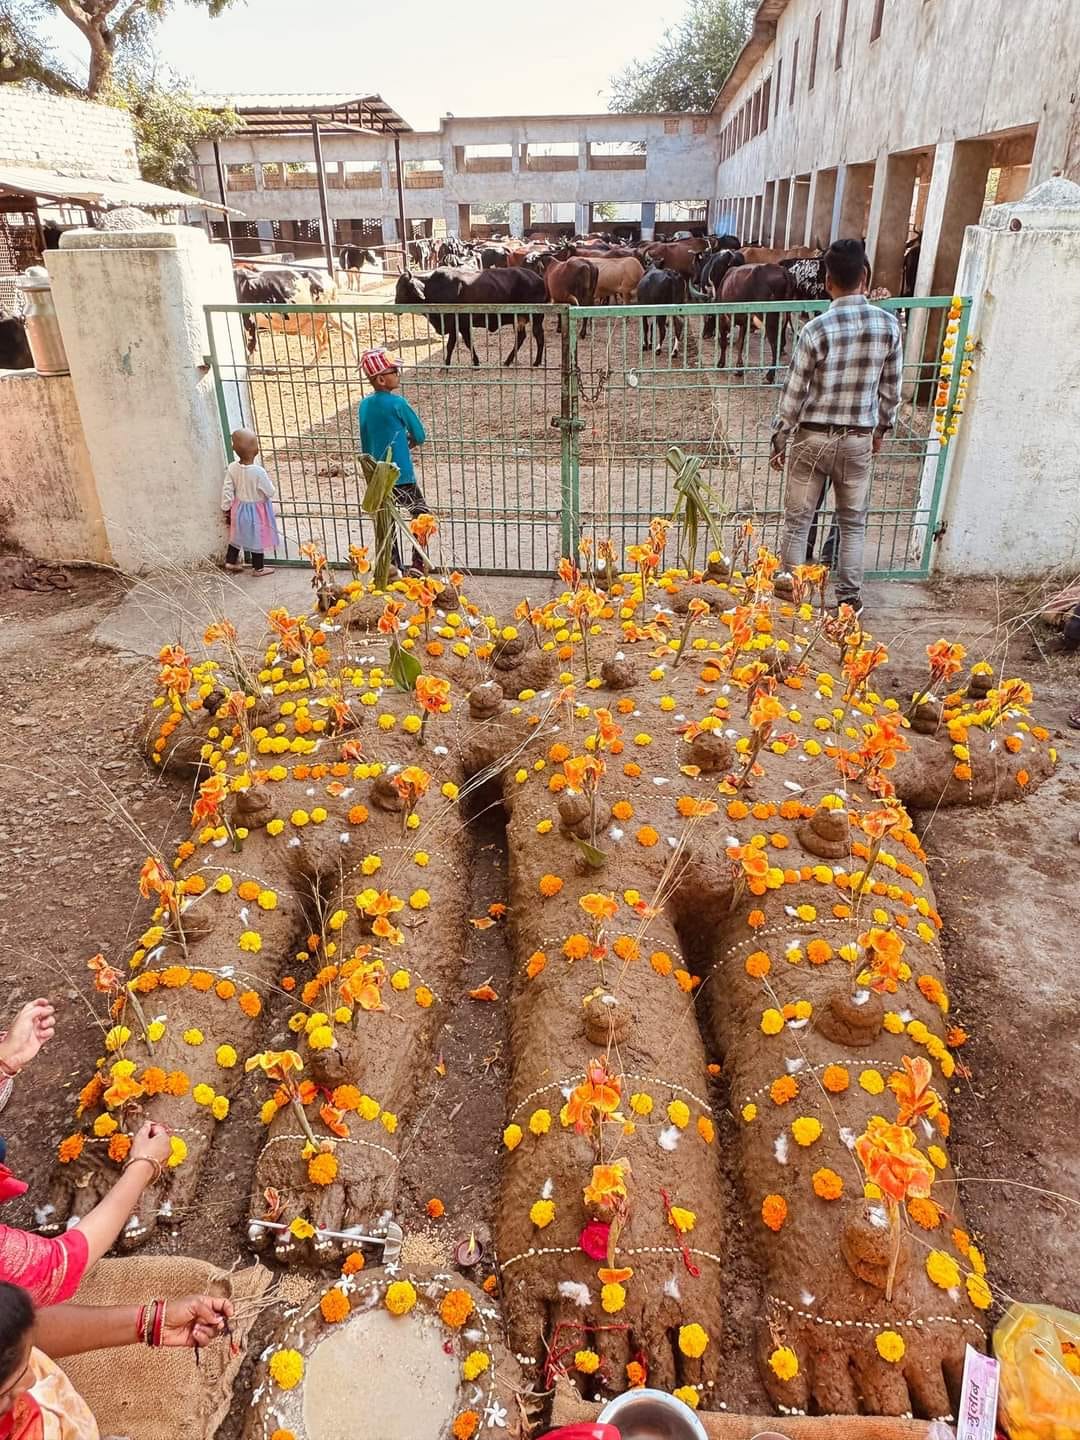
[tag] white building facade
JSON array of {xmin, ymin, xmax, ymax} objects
[{"xmin": 711, "ymin": 0, "xmax": 1080, "ymax": 291}]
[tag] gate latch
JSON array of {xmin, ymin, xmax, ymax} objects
[
  {"xmin": 932, "ymin": 520, "xmax": 949, "ymax": 541},
  {"xmin": 550, "ymin": 415, "xmax": 585, "ymax": 432}
]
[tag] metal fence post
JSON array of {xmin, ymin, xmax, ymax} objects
[
  {"xmin": 557, "ymin": 309, "xmax": 582, "ymax": 558},
  {"xmin": 917, "ymin": 295, "xmax": 971, "ymax": 575}
]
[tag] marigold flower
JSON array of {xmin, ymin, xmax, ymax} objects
[
  {"xmin": 907, "ymin": 1196, "xmax": 942, "ymax": 1230},
  {"xmin": 58, "ymin": 1134, "xmax": 85, "ymax": 1164},
  {"xmin": 440, "ymin": 1288, "xmax": 474, "ymax": 1328},
  {"xmin": 461, "ymin": 1350, "xmax": 489, "ymax": 1382},
  {"xmin": 426, "ymin": 1197, "xmax": 445, "ymax": 1219},
  {"xmin": 667, "ymin": 1099, "xmax": 690, "ymax": 1129},
  {"xmin": 538, "ymin": 873, "xmax": 564, "ymax": 897},
  {"xmin": 269, "ymin": 1349, "xmax": 304, "ymax": 1390},
  {"xmin": 769, "ymin": 1346, "xmax": 799, "ymax": 1381},
  {"xmin": 876, "ymin": 1330, "xmax": 906, "ymax": 1363},
  {"xmin": 673, "ymin": 1387, "xmax": 700, "ymax": 1409},
  {"xmin": 451, "ymin": 1412, "xmax": 479, "ymax": 1440},
  {"xmin": 678, "ymin": 1323, "xmax": 709, "ymax": 1358},
  {"xmin": 108, "ymin": 1134, "xmax": 132, "ymax": 1164},
  {"xmin": 529, "ymin": 1108, "xmax": 552, "ymax": 1136},
  {"xmin": 636, "ymin": 825, "xmax": 659, "ymax": 847},
  {"xmin": 574, "ymin": 1350, "xmax": 600, "ymax": 1375},
  {"xmin": 600, "ymin": 1282, "xmax": 626, "ymax": 1313},
  {"xmin": 745, "ymin": 950, "xmax": 771, "ymax": 978},
  {"xmin": 761, "ymin": 1194, "xmax": 787, "ymax": 1231},
  {"xmin": 769, "ymin": 1076, "xmax": 798, "ymax": 1106},
  {"xmin": 320, "ymin": 1287, "xmax": 350, "ymax": 1323},
  {"xmin": 760, "ymin": 1008, "xmax": 784, "ymax": 1036},
  {"xmin": 822, "ymin": 1064, "xmax": 849, "ymax": 1093},
  {"xmin": 812, "ymin": 1168, "xmax": 844, "ymax": 1200},
  {"xmin": 791, "ymin": 1117, "xmax": 822, "ymax": 1147},
  {"xmin": 342, "ymin": 1251, "xmax": 365, "ymax": 1276},
  {"xmin": 308, "ymin": 1152, "xmax": 339, "ymax": 1186},
  {"xmin": 385, "ymin": 1280, "xmax": 417, "ymax": 1316},
  {"xmin": 529, "ymin": 1199, "xmax": 555, "ymax": 1228}
]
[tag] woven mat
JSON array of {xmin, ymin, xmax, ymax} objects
[
  {"xmin": 62, "ymin": 1255, "xmax": 271, "ymax": 1440},
  {"xmin": 552, "ymin": 1379, "xmax": 934, "ymax": 1438}
]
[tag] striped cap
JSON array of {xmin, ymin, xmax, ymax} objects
[{"xmin": 360, "ymin": 346, "xmax": 401, "ymax": 378}]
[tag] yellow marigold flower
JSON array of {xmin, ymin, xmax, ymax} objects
[
  {"xmin": 311, "ymin": 807, "xmax": 328, "ymax": 824},
  {"xmin": 529, "ymin": 1199, "xmax": 555, "ymax": 1228},
  {"xmin": 268, "ymin": 1349, "xmax": 304, "ymax": 1390},
  {"xmin": 600, "ymin": 1282, "xmax": 625, "ymax": 1314},
  {"xmin": 574, "ymin": 1350, "xmax": 600, "ymax": 1375},
  {"xmin": 390, "ymin": 969, "xmax": 410, "ymax": 991},
  {"xmin": 760, "ymin": 1008, "xmax": 784, "ymax": 1036},
  {"xmin": 415, "ymin": 986, "xmax": 434, "ymax": 1008},
  {"xmin": 629, "ymin": 1092, "xmax": 653, "ymax": 1116},
  {"xmin": 859, "ymin": 1068, "xmax": 885, "ymax": 1095},
  {"xmin": 266, "ymin": 819, "xmax": 285, "ymax": 836},
  {"xmin": 257, "ymin": 889, "xmax": 277, "ymax": 910},
  {"xmin": 769, "ymin": 1345, "xmax": 799, "ymax": 1381},
  {"xmin": 966, "ymin": 1272, "xmax": 992, "ymax": 1309},
  {"xmin": 673, "ymin": 1386, "xmax": 700, "ymax": 1410},
  {"xmin": 93, "ymin": 1113, "xmax": 118, "ymax": 1138},
  {"xmin": 402, "ymin": 714, "xmax": 422, "ymax": 735},
  {"xmin": 380, "ymin": 1111, "xmax": 397, "ymax": 1133},
  {"xmin": 183, "ymin": 1028, "xmax": 204, "ymax": 1046},
  {"xmin": 926, "ymin": 1250, "xmax": 961, "ymax": 1290},
  {"xmin": 290, "ymin": 810, "xmax": 310, "ymax": 827},
  {"xmin": 361, "ymin": 854, "xmax": 382, "ymax": 876},
  {"xmin": 503, "ymin": 1124, "xmax": 523, "ymax": 1151},
  {"xmin": 327, "ymin": 909, "xmax": 348, "ymax": 931},
  {"xmin": 385, "ymin": 1281, "xmax": 417, "ymax": 1316},
  {"xmin": 105, "ymin": 1025, "xmax": 131, "ymax": 1052},
  {"xmin": 168, "ymin": 1136, "xmax": 188, "ymax": 1168},
  {"xmin": 741, "ymin": 1103, "xmax": 757, "ymax": 1123},
  {"xmin": 875, "ymin": 1331, "xmax": 906, "ymax": 1363},
  {"xmin": 409, "ymin": 889, "xmax": 430, "ymax": 910},
  {"xmin": 462, "ymin": 1351, "xmax": 489, "ymax": 1381},
  {"xmin": 146, "ymin": 1021, "xmax": 165, "ymax": 1043},
  {"xmin": 260, "ymin": 1099, "xmax": 279, "ymax": 1125},
  {"xmin": 678, "ymin": 1323, "xmax": 709, "ymax": 1358},
  {"xmin": 211, "ymin": 1095, "xmax": 229, "ymax": 1121},
  {"xmin": 791, "ymin": 1116, "xmax": 822, "ymax": 1146},
  {"xmin": 529, "ymin": 1109, "xmax": 551, "ymax": 1135},
  {"xmin": 358, "ymin": 1095, "xmax": 380, "ymax": 1122},
  {"xmin": 238, "ymin": 930, "xmax": 262, "ymax": 953},
  {"xmin": 307, "ymin": 1025, "xmax": 334, "ymax": 1051},
  {"xmin": 192, "ymin": 1083, "xmax": 215, "ymax": 1106},
  {"xmin": 216, "ymin": 1044, "xmax": 237, "ymax": 1068},
  {"xmin": 667, "ymin": 1099, "xmax": 690, "ymax": 1129},
  {"xmin": 928, "ymin": 1144, "xmax": 948, "ymax": 1170}
]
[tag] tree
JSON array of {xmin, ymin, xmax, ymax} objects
[
  {"xmin": 0, "ymin": 0, "xmax": 238, "ymax": 98},
  {"xmin": 609, "ymin": 0, "xmax": 755, "ymax": 114},
  {"xmin": 104, "ymin": 69, "xmax": 237, "ymax": 189}
]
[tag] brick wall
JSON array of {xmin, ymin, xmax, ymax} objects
[{"xmin": 0, "ymin": 87, "xmax": 138, "ymax": 177}]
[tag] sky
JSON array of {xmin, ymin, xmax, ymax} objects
[{"xmin": 45, "ymin": 0, "xmax": 689, "ymax": 131}]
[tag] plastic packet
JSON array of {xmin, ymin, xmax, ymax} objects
[{"xmin": 994, "ymin": 1302, "xmax": 1080, "ymax": 1440}]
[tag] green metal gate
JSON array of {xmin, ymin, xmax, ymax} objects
[{"xmin": 204, "ymin": 294, "xmax": 969, "ymax": 579}]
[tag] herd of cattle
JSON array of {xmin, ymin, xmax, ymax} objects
[{"xmin": 233, "ymin": 230, "xmax": 887, "ymax": 380}]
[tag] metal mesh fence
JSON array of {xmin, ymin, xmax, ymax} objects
[{"xmin": 205, "ymin": 295, "xmax": 965, "ymax": 579}]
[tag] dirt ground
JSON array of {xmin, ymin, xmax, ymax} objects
[
  {"xmin": 0, "ymin": 566, "xmax": 1075, "ymax": 1420},
  {"xmin": 227, "ymin": 278, "xmax": 939, "ymax": 574}
]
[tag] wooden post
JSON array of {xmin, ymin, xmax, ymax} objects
[
  {"xmin": 212, "ymin": 140, "xmax": 233, "ymax": 255},
  {"xmin": 393, "ymin": 131, "xmax": 408, "ymax": 267},
  {"xmin": 310, "ymin": 119, "xmax": 335, "ymax": 276}
]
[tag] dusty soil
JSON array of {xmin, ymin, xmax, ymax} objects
[
  {"xmin": 0, "ymin": 568, "xmax": 1075, "ymax": 1423},
  {"xmin": 230, "ymin": 279, "xmax": 937, "ymax": 573}
]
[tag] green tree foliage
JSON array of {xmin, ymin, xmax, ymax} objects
[
  {"xmin": 103, "ymin": 70, "xmax": 237, "ymax": 189},
  {"xmin": 609, "ymin": 0, "xmax": 755, "ymax": 114},
  {"xmin": 0, "ymin": 0, "xmax": 238, "ymax": 98}
]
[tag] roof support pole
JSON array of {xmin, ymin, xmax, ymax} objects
[
  {"xmin": 393, "ymin": 131, "xmax": 408, "ymax": 268},
  {"xmin": 311, "ymin": 118, "xmax": 336, "ymax": 277},
  {"xmin": 212, "ymin": 140, "xmax": 233, "ymax": 256}
]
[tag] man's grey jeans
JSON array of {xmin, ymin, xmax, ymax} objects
[{"xmin": 780, "ymin": 427, "xmax": 872, "ymax": 602}]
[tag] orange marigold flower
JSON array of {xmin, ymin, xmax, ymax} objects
[
  {"xmin": 348, "ymin": 805, "xmax": 369, "ymax": 825},
  {"xmin": 320, "ymin": 1288, "xmax": 351, "ymax": 1323},
  {"xmin": 907, "ymin": 1197, "xmax": 942, "ymax": 1230},
  {"xmin": 612, "ymin": 801, "xmax": 634, "ymax": 821},
  {"xmin": 107, "ymin": 1133, "xmax": 132, "ymax": 1164},
  {"xmin": 538, "ymin": 874, "xmax": 564, "ymax": 897},
  {"xmin": 727, "ymin": 800, "xmax": 749, "ymax": 820},
  {"xmin": 341, "ymin": 1251, "xmax": 365, "ymax": 1276},
  {"xmin": 650, "ymin": 950, "xmax": 673, "ymax": 976},
  {"xmin": 452, "ymin": 1413, "xmax": 479, "ymax": 1440},
  {"xmin": 745, "ymin": 950, "xmax": 771, "ymax": 978},
  {"xmin": 58, "ymin": 1134, "xmax": 84, "ymax": 1164},
  {"xmin": 769, "ymin": 1076, "xmax": 798, "ymax": 1105},
  {"xmin": 525, "ymin": 950, "xmax": 547, "ymax": 979},
  {"xmin": 807, "ymin": 939, "xmax": 833, "ymax": 965},
  {"xmin": 821, "ymin": 1064, "xmax": 850, "ymax": 1093},
  {"xmin": 747, "ymin": 909, "xmax": 766, "ymax": 929},
  {"xmin": 612, "ymin": 935, "xmax": 640, "ymax": 962},
  {"xmin": 636, "ymin": 825, "xmax": 659, "ymax": 847},
  {"xmin": 239, "ymin": 990, "xmax": 262, "ymax": 1017},
  {"xmin": 562, "ymin": 934, "xmax": 590, "ymax": 961},
  {"xmin": 141, "ymin": 1066, "xmax": 168, "ymax": 1096},
  {"xmin": 761, "ymin": 1194, "xmax": 787, "ymax": 1231},
  {"xmin": 426, "ymin": 1197, "xmax": 445, "ymax": 1219},
  {"xmin": 308, "ymin": 1152, "xmax": 338, "ymax": 1186},
  {"xmin": 440, "ymin": 1289, "xmax": 474, "ymax": 1328},
  {"xmin": 812, "ymin": 1168, "xmax": 844, "ymax": 1200}
]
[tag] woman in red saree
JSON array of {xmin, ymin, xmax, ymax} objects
[{"xmin": 0, "ymin": 1282, "xmax": 231, "ymax": 1439}]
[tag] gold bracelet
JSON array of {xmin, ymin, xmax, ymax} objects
[{"xmin": 123, "ymin": 1155, "xmax": 164, "ymax": 1185}]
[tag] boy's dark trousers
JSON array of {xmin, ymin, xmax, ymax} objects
[
  {"xmin": 391, "ymin": 482, "xmax": 428, "ymax": 571},
  {"xmin": 226, "ymin": 544, "xmax": 265, "ymax": 569}
]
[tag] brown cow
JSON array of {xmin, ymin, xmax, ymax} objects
[
  {"xmin": 591, "ymin": 255, "xmax": 644, "ymax": 304},
  {"xmin": 640, "ymin": 237, "xmax": 710, "ymax": 277},
  {"xmin": 738, "ymin": 244, "xmax": 819, "ymax": 265},
  {"xmin": 717, "ymin": 263, "xmax": 792, "ymax": 382},
  {"xmin": 540, "ymin": 255, "xmax": 599, "ymax": 336}
]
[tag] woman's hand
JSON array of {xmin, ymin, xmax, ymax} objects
[
  {"xmin": 0, "ymin": 999, "xmax": 56, "ymax": 1072},
  {"xmin": 160, "ymin": 1294, "xmax": 233, "ymax": 1348},
  {"xmin": 128, "ymin": 1121, "xmax": 173, "ymax": 1175}
]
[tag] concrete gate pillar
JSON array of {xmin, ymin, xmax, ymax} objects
[
  {"xmin": 641, "ymin": 201, "xmax": 657, "ymax": 241},
  {"xmin": 256, "ymin": 219, "xmax": 275, "ymax": 255},
  {"xmin": 929, "ymin": 179, "xmax": 1080, "ymax": 576},
  {"xmin": 508, "ymin": 202, "xmax": 524, "ymax": 238},
  {"xmin": 46, "ymin": 227, "xmax": 248, "ymax": 575},
  {"xmin": 810, "ymin": 169, "xmax": 837, "ymax": 249},
  {"xmin": 787, "ymin": 176, "xmax": 809, "ymax": 246},
  {"xmin": 834, "ymin": 161, "xmax": 874, "ymax": 241},
  {"xmin": 574, "ymin": 202, "xmax": 590, "ymax": 236},
  {"xmin": 772, "ymin": 178, "xmax": 791, "ymax": 246}
]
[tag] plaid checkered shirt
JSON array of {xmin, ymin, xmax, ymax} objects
[{"xmin": 771, "ymin": 294, "xmax": 903, "ymax": 450}]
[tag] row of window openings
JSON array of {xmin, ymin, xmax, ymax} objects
[{"xmin": 721, "ymin": 0, "xmax": 887, "ymax": 161}]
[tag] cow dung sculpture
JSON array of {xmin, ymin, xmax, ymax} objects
[{"xmin": 43, "ymin": 533, "xmax": 1054, "ymax": 1436}]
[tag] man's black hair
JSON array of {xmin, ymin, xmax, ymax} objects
[
  {"xmin": 825, "ymin": 238, "xmax": 867, "ymax": 291},
  {"xmin": 0, "ymin": 1283, "xmax": 34, "ymax": 1389}
]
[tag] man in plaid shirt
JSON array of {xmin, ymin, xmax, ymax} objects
[{"xmin": 771, "ymin": 239, "xmax": 902, "ymax": 615}]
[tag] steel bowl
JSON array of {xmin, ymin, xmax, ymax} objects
[{"xmin": 598, "ymin": 1388, "xmax": 709, "ymax": 1440}]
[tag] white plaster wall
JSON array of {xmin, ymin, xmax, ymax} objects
[
  {"xmin": 0, "ymin": 371, "xmax": 111, "ymax": 565},
  {"xmin": 45, "ymin": 227, "xmax": 237, "ymax": 576},
  {"xmin": 714, "ymin": 0, "xmax": 1080, "ymax": 197},
  {"xmin": 0, "ymin": 85, "xmax": 138, "ymax": 176},
  {"xmin": 933, "ymin": 202, "xmax": 1080, "ymax": 576}
]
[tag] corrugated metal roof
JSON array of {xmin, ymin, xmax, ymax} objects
[
  {"xmin": 0, "ymin": 164, "xmax": 239, "ymax": 214},
  {"xmin": 200, "ymin": 92, "xmax": 410, "ymax": 134},
  {"xmin": 201, "ymin": 91, "xmax": 377, "ymax": 110}
]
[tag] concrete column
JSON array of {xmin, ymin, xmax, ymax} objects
[
  {"xmin": 762, "ymin": 180, "xmax": 776, "ymax": 246},
  {"xmin": 253, "ymin": 162, "xmax": 264, "ymax": 191},
  {"xmin": 834, "ymin": 161, "xmax": 874, "ymax": 241},
  {"xmin": 382, "ymin": 215, "xmax": 399, "ymax": 243},
  {"xmin": 810, "ymin": 169, "xmax": 837, "ymax": 248},
  {"xmin": 511, "ymin": 142, "xmax": 521, "ymax": 175},
  {"xmin": 509, "ymin": 201, "xmax": 524, "ymax": 238},
  {"xmin": 46, "ymin": 227, "xmax": 248, "ymax": 575},
  {"xmin": 641, "ymin": 200, "xmax": 657, "ymax": 242},
  {"xmin": 787, "ymin": 176, "xmax": 809, "ymax": 246},
  {"xmin": 772, "ymin": 177, "xmax": 791, "ymax": 246},
  {"xmin": 255, "ymin": 219, "xmax": 275, "ymax": 255},
  {"xmin": 575, "ymin": 202, "xmax": 590, "ymax": 235},
  {"xmin": 522, "ymin": 202, "xmax": 532, "ymax": 233},
  {"xmin": 866, "ymin": 151, "xmax": 918, "ymax": 292},
  {"xmin": 913, "ymin": 139, "xmax": 993, "ymax": 296},
  {"xmin": 750, "ymin": 194, "xmax": 761, "ymax": 241},
  {"xmin": 930, "ymin": 178, "xmax": 1080, "ymax": 575},
  {"xmin": 458, "ymin": 203, "xmax": 472, "ymax": 240}
]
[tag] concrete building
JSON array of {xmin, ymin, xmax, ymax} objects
[
  {"xmin": 193, "ymin": 95, "xmax": 722, "ymax": 250},
  {"xmin": 709, "ymin": 0, "xmax": 1080, "ymax": 293}
]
